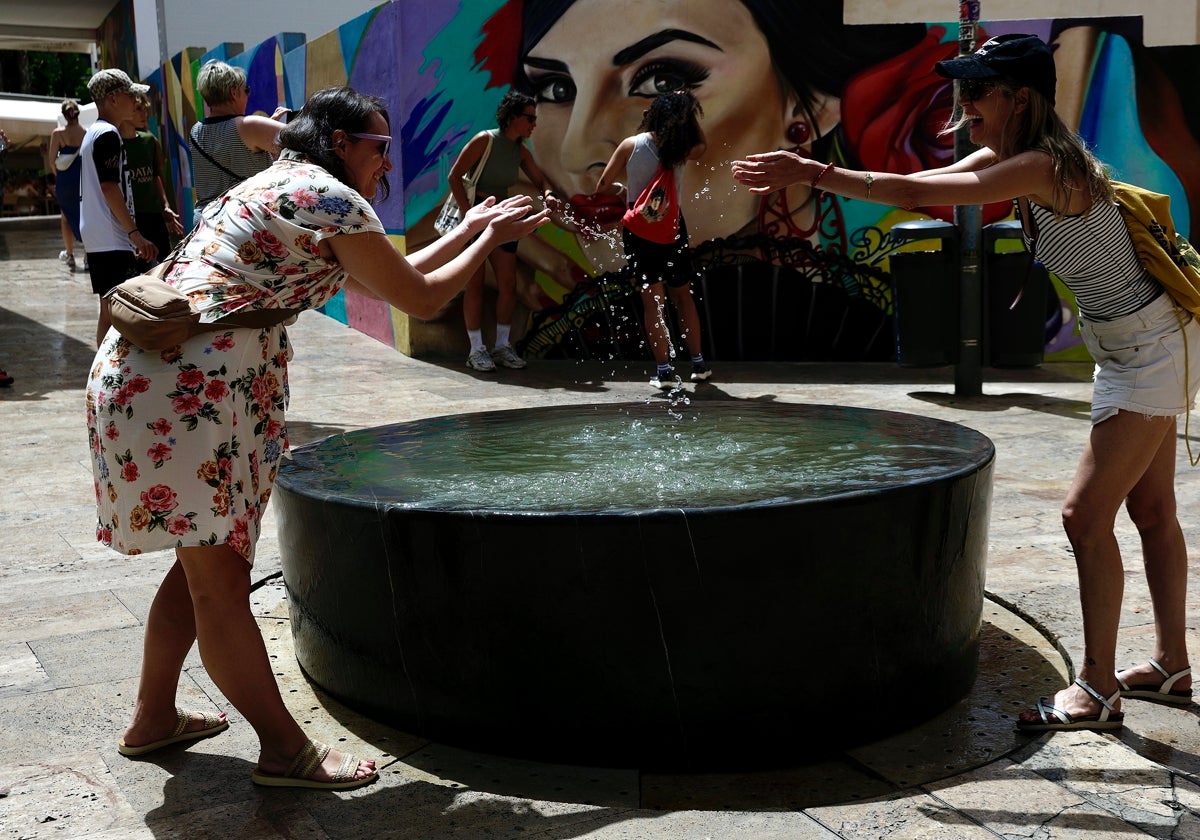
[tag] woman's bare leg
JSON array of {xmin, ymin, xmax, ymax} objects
[
  {"xmin": 1118, "ymin": 421, "xmax": 1192, "ymax": 689},
  {"xmin": 174, "ymin": 543, "xmax": 374, "ymax": 781},
  {"xmin": 667, "ymin": 283, "xmax": 703, "ymax": 358},
  {"xmin": 639, "ymin": 284, "xmax": 672, "ymax": 364},
  {"xmin": 121, "ymin": 559, "xmax": 217, "ymax": 745},
  {"xmin": 1019, "ymin": 411, "xmax": 1175, "ymax": 723}
]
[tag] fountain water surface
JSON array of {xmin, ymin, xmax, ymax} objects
[{"xmin": 275, "ymin": 401, "xmax": 994, "ymax": 767}]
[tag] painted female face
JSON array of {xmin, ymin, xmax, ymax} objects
[{"xmin": 522, "ymin": 0, "xmax": 789, "ymax": 244}]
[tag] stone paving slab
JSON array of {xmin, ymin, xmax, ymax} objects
[{"xmin": 3, "ymin": 218, "xmax": 1200, "ymax": 837}]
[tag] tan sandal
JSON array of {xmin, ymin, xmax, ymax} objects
[
  {"xmin": 251, "ymin": 739, "xmax": 378, "ymax": 790},
  {"xmin": 118, "ymin": 708, "xmax": 229, "ymax": 756}
]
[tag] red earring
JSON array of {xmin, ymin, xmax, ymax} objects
[{"xmin": 786, "ymin": 121, "xmax": 811, "ymax": 147}]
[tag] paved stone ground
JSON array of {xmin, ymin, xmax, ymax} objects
[{"xmin": 4, "ymin": 217, "xmax": 1200, "ymax": 838}]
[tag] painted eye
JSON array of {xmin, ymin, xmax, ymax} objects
[
  {"xmin": 530, "ymin": 75, "xmax": 576, "ymax": 105},
  {"xmin": 628, "ymin": 60, "xmax": 709, "ymax": 98}
]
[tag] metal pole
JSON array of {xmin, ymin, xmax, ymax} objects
[{"xmin": 953, "ymin": 1, "xmax": 983, "ymax": 396}]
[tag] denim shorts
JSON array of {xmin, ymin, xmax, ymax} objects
[{"xmin": 1080, "ymin": 291, "xmax": 1200, "ymax": 424}]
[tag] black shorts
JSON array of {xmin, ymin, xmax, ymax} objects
[
  {"xmin": 88, "ymin": 250, "xmax": 137, "ymax": 296},
  {"xmin": 622, "ymin": 216, "xmax": 696, "ymax": 289},
  {"xmin": 134, "ymin": 212, "xmax": 172, "ymax": 274}
]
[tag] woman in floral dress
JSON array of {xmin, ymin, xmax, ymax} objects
[{"xmin": 85, "ymin": 87, "xmax": 547, "ymax": 789}]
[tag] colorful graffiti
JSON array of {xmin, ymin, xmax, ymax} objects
[{"xmin": 136, "ymin": 3, "xmax": 1199, "ymax": 364}]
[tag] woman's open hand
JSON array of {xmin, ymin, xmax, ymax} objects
[
  {"xmin": 484, "ymin": 195, "xmax": 550, "ymax": 244},
  {"xmin": 731, "ymin": 151, "xmax": 811, "ymax": 194}
]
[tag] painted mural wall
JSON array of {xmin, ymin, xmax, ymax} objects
[{"xmin": 141, "ymin": 2, "xmax": 1200, "ymax": 365}]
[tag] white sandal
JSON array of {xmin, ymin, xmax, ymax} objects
[
  {"xmin": 1117, "ymin": 658, "xmax": 1193, "ymax": 706},
  {"xmin": 1017, "ymin": 678, "xmax": 1124, "ymax": 732}
]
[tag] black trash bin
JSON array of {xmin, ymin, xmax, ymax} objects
[
  {"xmin": 890, "ymin": 220, "xmax": 959, "ymax": 367},
  {"xmin": 984, "ymin": 220, "xmax": 1048, "ymax": 367}
]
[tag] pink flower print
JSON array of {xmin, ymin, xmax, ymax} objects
[
  {"xmin": 238, "ymin": 203, "xmax": 253, "ymax": 219},
  {"xmin": 212, "ymin": 334, "xmax": 236, "ymax": 351},
  {"xmin": 252, "ymin": 229, "xmax": 289, "ymax": 259},
  {"xmin": 140, "ymin": 484, "xmax": 178, "ymax": 513},
  {"xmin": 276, "ymin": 263, "xmax": 304, "ymax": 276},
  {"xmin": 112, "ymin": 386, "xmax": 133, "ymax": 408},
  {"xmin": 227, "ymin": 516, "xmax": 252, "ymax": 558},
  {"xmin": 177, "ymin": 368, "xmax": 206, "ymax": 391},
  {"xmin": 172, "ymin": 393, "xmax": 203, "ymax": 415},
  {"xmin": 151, "ymin": 418, "xmax": 173, "ymax": 436},
  {"xmin": 204, "ymin": 379, "xmax": 230, "ymax": 402},
  {"xmin": 167, "ymin": 514, "xmax": 192, "ymax": 536},
  {"xmin": 121, "ymin": 461, "xmax": 140, "ymax": 482},
  {"xmin": 97, "ymin": 525, "xmax": 113, "ymax": 545},
  {"xmin": 147, "ymin": 442, "xmax": 172, "ymax": 464},
  {"xmin": 127, "ymin": 374, "xmax": 151, "ymax": 394},
  {"xmin": 290, "ymin": 188, "xmax": 319, "ymax": 208},
  {"xmin": 264, "ymin": 418, "xmax": 284, "ymax": 440},
  {"xmin": 105, "ymin": 422, "xmax": 120, "ymax": 440}
]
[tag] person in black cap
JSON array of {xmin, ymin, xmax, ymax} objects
[{"xmin": 733, "ymin": 33, "xmax": 1197, "ymax": 733}]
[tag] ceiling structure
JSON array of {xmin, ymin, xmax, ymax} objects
[{"xmin": 0, "ymin": 0, "xmax": 115, "ymax": 54}]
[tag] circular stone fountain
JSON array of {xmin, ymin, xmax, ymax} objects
[{"xmin": 275, "ymin": 401, "xmax": 993, "ymax": 767}]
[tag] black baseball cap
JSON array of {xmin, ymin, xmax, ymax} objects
[{"xmin": 935, "ymin": 34, "xmax": 1056, "ymax": 104}]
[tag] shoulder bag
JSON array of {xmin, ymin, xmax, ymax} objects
[
  {"xmin": 107, "ymin": 224, "xmax": 300, "ymax": 351},
  {"xmin": 434, "ymin": 131, "xmax": 494, "ymax": 236}
]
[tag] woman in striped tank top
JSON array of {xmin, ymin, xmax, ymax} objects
[
  {"xmin": 189, "ymin": 60, "xmax": 289, "ymax": 224},
  {"xmin": 734, "ymin": 34, "xmax": 1198, "ymax": 733}
]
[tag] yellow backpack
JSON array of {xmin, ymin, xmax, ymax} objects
[{"xmin": 1112, "ymin": 181, "xmax": 1200, "ymax": 315}]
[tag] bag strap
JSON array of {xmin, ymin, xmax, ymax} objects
[
  {"xmin": 189, "ymin": 131, "xmax": 242, "ymax": 181},
  {"xmin": 463, "ymin": 132, "xmax": 494, "ymax": 190}
]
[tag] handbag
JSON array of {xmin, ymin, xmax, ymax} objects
[
  {"xmin": 622, "ymin": 164, "xmax": 681, "ymax": 244},
  {"xmin": 434, "ymin": 132, "xmax": 494, "ymax": 235},
  {"xmin": 54, "ymin": 149, "xmax": 79, "ymax": 171},
  {"xmin": 107, "ymin": 227, "xmax": 300, "ymax": 351}
]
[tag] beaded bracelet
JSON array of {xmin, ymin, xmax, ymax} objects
[{"xmin": 811, "ymin": 161, "xmax": 835, "ymax": 190}]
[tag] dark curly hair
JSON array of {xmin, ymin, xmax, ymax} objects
[
  {"xmin": 279, "ymin": 86, "xmax": 391, "ymax": 200},
  {"xmin": 639, "ymin": 91, "xmax": 703, "ymax": 170},
  {"xmin": 495, "ymin": 89, "xmax": 536, "ymax": 132}
]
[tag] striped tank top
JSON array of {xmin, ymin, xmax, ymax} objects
[
  {"xmin": 1024, "ymin": 196, "xmax": 1160, "ymax": 321},
  {"xmin": 190, "ymin": 115, "xmax": 273, "ymax": 207}
]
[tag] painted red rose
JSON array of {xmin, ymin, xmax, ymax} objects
[
  {"xmin": 840, "ymin": 26, "xmax": 1009, "ymax": 225},
  {"xmin": 121, "ymin": 461, "xmax": 140, "ymax": 482}
]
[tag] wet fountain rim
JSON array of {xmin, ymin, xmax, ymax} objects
[{"xmin": 278, "ymin": 400, "xmax": 996, "ymax": 516}]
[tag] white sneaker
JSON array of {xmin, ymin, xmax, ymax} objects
[
  {"xmin": 689, "ymin": 364, "xmax": 712, "ymax": 382},
  {"xmin": 58, "ymin": 250, "xmax": 69, "ymax": 262},
  {"xmin": 491, "ymin": 344, "xmax": 527, "ymax": 369},
  {"xmin": 466, "ymin": 347, "xmax": 496, "ymax": 371},
  {"xmin": 649, "ymin": 371, "xmax": 681, "ymax": 390}
]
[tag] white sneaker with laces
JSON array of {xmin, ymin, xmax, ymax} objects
[
  {"xmin": 491, "ymin": 344, "xmax": 527, "ymax": 369},
  {"xmin": 466, "ymin": 347, "xmax": 496, "ymax": 372}
]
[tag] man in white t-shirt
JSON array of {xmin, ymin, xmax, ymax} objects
[{"xmin": 80, "ymin": 69, "xmax": 157, "ymax": 346}]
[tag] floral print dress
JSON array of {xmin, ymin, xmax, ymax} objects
[{"xmin": 86, "ymin": 157, "xmax": 384, "ymax": 563}]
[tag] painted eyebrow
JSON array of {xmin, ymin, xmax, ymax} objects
[
  {"xmin": 612, "ymin": 29, "xmax": 722, "ymax": 66},
  {"xmin": 523, "ymin": 56, "xmax": 570, "ymax": 72}
]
